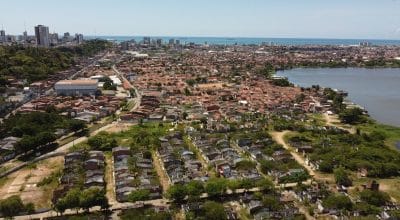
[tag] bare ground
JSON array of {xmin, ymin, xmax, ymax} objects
[
  {"xmin": 0, "ymin": 156, "xmax": 63, "ymax": 209},
  {"xmin": 152, "ymin": 152, "xmax": 170, "ymax": 192}
]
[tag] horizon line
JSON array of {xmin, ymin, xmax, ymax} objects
[{"xmin": 84, "ymin": 35, "xmax": 400, "ymax": 41}]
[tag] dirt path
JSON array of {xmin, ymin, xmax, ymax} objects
[
  {"xmin": 270, "ymin": 131, "xmax": 335, "ymax": 184},
  {"xmin": 323, "ymin": 113, "xmax": 356, "ymax": 134},
  {"xmin": 105, "ymin": 153, "xmax": 118, "ymax": 205},
  {"xmin": 271, "ymin": 131, "xmax": 315, "ymax": 177},
  {"xmin": 152, "ymin": 152, "xmax": 170, "ymax": 192}
]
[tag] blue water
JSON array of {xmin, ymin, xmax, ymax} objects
[
  {"xmin": 277, "ymin": 68, "xmax": 400, "ymax": 127},
  {"xmin": 85, "ymin": 36, "xmax": 400, "ymax": 46}
]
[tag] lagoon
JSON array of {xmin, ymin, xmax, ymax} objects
[{"xmin": 277, "ymin": 68, "xmax": 400, "ymax": 127}]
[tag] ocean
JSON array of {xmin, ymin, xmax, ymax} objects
[{"xmin": 85, "ymin": 36, "xmax": 400, "ymax": 46}]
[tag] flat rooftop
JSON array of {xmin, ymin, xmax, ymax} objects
[{"xmin": 55, "ymin": 80, "xmax": 98, "ymax": 85}]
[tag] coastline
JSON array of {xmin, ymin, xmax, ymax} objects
[{"xmin": 85, "ymin": 36, "xmax": 400, "ymax": 46}]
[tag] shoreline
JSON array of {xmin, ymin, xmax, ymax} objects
[
  {"xmin": 278, "ymin": 69, "xmax": 400, "ymax": 151},
  {"xmin": 277, "ymin": 67, "xmax": 400, "ymax": 128}
]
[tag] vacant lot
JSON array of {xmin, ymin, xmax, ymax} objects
[{"xmin": 0, "ymin": 156, "xmax": 63, "ymax": 209}]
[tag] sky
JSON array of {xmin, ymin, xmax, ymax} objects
[{"xmin": 1, "ymin": 0, "xmax": 400, "ymax": 39}]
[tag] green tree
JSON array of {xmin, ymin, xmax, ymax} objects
[
  {"xmin": 25, "ymin": 202, "xmax": 35, "ymax": 215},
  {"xmin": 203, "ymin": 201, "xmax": 227, "ymax": 220},
  {"xmin": 166, "ymin": 184, "xmax": 187, "ymax": 202},
  {"xmin": 339, "ymin": 108, "xmax": 366, "ymax": 124},
  {"xmin": 262, "ymin": 195, "xmax": 281, "ymax": 211},
  {"xmin": 334, "ymin": 167, "xmax": 352, "ymax": 187},
  {"xmin": 360, "ymin": 190, "xmax": 390, "ymax": 207},
  {"xmin": 322, "ymin": 194, "xmax": 353, "ymax": 211},
  {"xmin": 79, "ymin": 188, "xmax": 105, "ymax": 212},
  {"xmin": 69, "ymin": 120, "xmax": 87, "ymax": 132},
  {"xmin": 54, "ymin": 199, "xmax": 67, "ymax": 215},
  {"xmin": 63, "ymin": 188, "xmax": 81, "ymax": 213},
  {"xmin": 185, "ymin": 180, "xmax": 204, "ymax": 200},
  {"xmin": 128, "ymin": 189, "xmax": 150, "ymax": 202},
  {"xmin": 0, "ymin": 195, "xmax": 26, "ymax": 218},
  {"xmin": 205, "ymin": 178, "xmax": 227, "ymax": 198}
]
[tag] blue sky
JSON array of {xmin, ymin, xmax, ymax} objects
[{"xmin": 1, "ymin": 0, "xmax": 400, "ymax": 39}]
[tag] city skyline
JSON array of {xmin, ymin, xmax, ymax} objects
[{"xmin": 1, "ymin": 0, "xmax": 400, "ymax": 40}]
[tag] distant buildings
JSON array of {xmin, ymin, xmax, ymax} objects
[
  {"xmin": 75, "ymin": 33, "xmax": 84, "ymax": 44},
  {"xmin": 54, "ymin": 79, "xmax": 98, "ymax": 96},
  {"xmin": 143, "ymin": 37, "xmax": 151, "ymax": 45},
  {"xmin": 0, "ymin": 29, "xmax": 5, "ymax": 43},
  {"xmin": 121, "ymin": 41, "xmax": 129, "ymax": 50},
  {"xmin": 50, "ymin": 33, "xmax": 59, "ymax": 45},
  {"xmin": 34, "ymin": 25, "xmax": 50, "ymax": 47},
  {"xmin": 22, "ymin": 31, "xmax": 28, "ymax": 41}
]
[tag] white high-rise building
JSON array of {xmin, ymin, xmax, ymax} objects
[{"xmin": 34, "ymin": 25, "xmax": 50, "ymax": 47}]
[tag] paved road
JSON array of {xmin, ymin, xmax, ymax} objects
[{"xmin": 112, "ymin": 64, "xmax": 142, "ymax": 112}]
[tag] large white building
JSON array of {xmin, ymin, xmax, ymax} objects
[
  {"xmin": 55, "ymin": 80, "xmax": 98, "ymax": 96},
  {"xmin": 34, "ymin": 25, "xmax": 50, "ymax": 47}
]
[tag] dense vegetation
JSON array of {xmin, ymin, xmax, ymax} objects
[
  {"xmin": 289, "ymin": 125, "xmax": 400, "ymax": 178},
  {"xmin": 186, "ymin": 201, "xmax": 228, "ymax": 220},
  {"xmin": 0, "ymin": 195, "xmax": 35, "ymax": 218},
  {"xmin": 166, "ymin": 178, "xmax": 273, "ymax": 202},
  {"xmin": 84, "ymin": 123, "xmax": 169, "ymax": 153},
  {"xmin": 54, "ymin": 188, "xmax": 109, "ymax": 215},
  {"xmin": 0, "ymin": 39, "xmax": 110, "ymax": 83},
  {"xmin": 0, "ymin": 111, "xmax": 86, "ymax": 155},
  {"xmin": 120, "ymin": 208, "xmax": 172, "ymax": 220}
]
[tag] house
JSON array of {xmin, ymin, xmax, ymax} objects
[
  {"xmin": 113, "ymin": 146, "xmax": 131, "ymax": 158},
  {"xmin": 362, "ymin": 180, "xmax": 379, "ymax": 191},
  {"xmin": 0, "ymin": 136, "xmax": 20, "ymax": 163},
  {"xmin": 246, "ymin": 200, "xmax": 263, "ymax": 214}
]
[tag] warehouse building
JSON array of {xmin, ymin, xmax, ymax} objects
[{"xmin": 55, "ymin": 80, "xmax": 98, "ymax": 96}]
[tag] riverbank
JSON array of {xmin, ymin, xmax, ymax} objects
[{"xmin": 277, "ymin": 68, "xmax": 400, "ymax": 127}]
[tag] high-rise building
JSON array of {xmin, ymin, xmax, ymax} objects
[
  {"xmin": 0, "ymin": 29, "xmax": 6, "ymax": 43},
  {"xmin": 75, "ymin": 34, "xmax": 84, "ymax": 44},
  {"xmin": 121, "ymin": 41, "xmax": 129, "ymax": 50},
  {"xmin": 34, "ymin": 25, "xmax": 50, "ymax": 47},
  {"xmin": 50, "ymin": 33, "xmax": 59, "ymax": 45},
  {"xmin": 22, "ymin": 31, "xmax": 28, "ymax": 41},
  {"xmin": 143, "ymin": 37, "xmax": 150, "ymax": 45},
  {"xmin": 156, "ymin": 38, "xmax": 162, "ymax": 47}
]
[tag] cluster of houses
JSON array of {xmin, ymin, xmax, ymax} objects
[
  {"xmin": 240, "ymin": 193, "xmax": 300, "ymax": 220},
  {"xmin": 84, "ymin": 151, "xmax": 106, "ymax": 188},
  {"xmin": 121, "ymin": 92, "xmax": 162, "ymax": 122},
  {"xmin": 112, "ymin": 146, "xmax": 161, "ymax": 202},
  {"xmin": 157, "ymin": 132, "xmax": 208, "ymax": 184},
  {"xmin": 0, "ymin": 136, "xmax": 20, "ymax": 164},
  {"xmin": 190, "ymin": 133, "xmax": 261, "ymax": 181},
  {"xmin": 53, "ymin": 151, "xmax": 105, "ymax": 202},
  {"xmin": 18, "ymin": 95, "xmax": 124, "ymax": 122},
  {"xmin": 234, "ymin": 136, "xmax": 308, "ymax": 184},
  {"xmin": 182, "ymin": 202, "xmax": 238, "ymax": 220}
]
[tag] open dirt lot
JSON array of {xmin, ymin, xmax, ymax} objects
[{"xmin": 0, "ymin": 156, "xmax": 63, "ymax": 209}]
